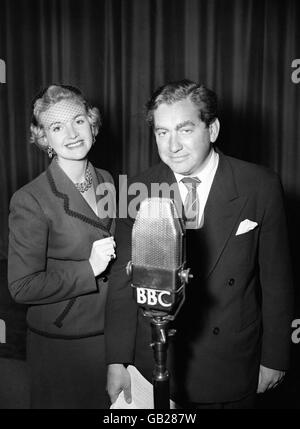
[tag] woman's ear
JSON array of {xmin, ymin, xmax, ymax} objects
[
  {"xmin": 37, "ymin": 134, "xmax": 48, "ymax": 150},
  {"xmin": 42, "ymin": 135, "xmax": 48, "ymax": 147}
]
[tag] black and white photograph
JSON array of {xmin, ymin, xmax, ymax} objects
[{"xmin": 0, "ymin": 0, "xmax": 299, "ymax": 416}]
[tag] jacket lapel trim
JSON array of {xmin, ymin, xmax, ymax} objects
[
  {"xmin": 92, "ymin": 166, "xmax": 114, "ymax": 232},
  {"xmin": 46, "ymin": 161, "xmax": 111, "ymax": 236}
]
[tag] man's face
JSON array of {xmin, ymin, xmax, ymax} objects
[{"xmin": 153, "ymin": 98, "xmax": 219, "ymax": 176}]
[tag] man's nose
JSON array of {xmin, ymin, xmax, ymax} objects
[
  {"xmin": 169, "ymin": 133, "xmax": 182, "ymax": 152},
  {"xmin": 66, "ymin": 122, "xmax": 78, "ymax": 138}
]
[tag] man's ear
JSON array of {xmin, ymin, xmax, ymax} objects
[{"xmin": 209, "ymin": 118, "xmax": 220, "ymax": 143}]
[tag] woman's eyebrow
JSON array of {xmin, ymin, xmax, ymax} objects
[{"xmin": 48, "ymin": 121, "xmax": 62, "ymax": 128}]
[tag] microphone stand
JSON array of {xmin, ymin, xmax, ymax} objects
[{"xmin": 150, "ymin": 316, "xmax": 172, "ymax": 409}]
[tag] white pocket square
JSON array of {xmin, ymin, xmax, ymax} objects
[{"xmin": 235, "ymin": 219, "xmax": 258, "ymax": 236}]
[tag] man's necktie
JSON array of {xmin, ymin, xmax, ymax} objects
[{"xmin": 181, "ymin": 177, "xmax": 201, "ymax": 229}]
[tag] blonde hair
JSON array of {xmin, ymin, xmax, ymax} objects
[{"xmin": 30, "ymin": 84, "xmax": 101, "ymax": 151}]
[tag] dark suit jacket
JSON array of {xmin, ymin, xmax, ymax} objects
[
  {"xmin": 8, "ymin": 160, "xmax": 115, "ymax": 338},
  {"xmin": 105, "ymin": 152, "xmax": 294, "ymax": 403}
]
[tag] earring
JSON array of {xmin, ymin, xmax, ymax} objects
[{"xmin": 47, "ymin": 146, "xmax": 54, "ymax": 158}]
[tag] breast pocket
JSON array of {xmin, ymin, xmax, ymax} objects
[{"xmin": 230, "ymin": 229, "xmax": 258, "ymax": 267}]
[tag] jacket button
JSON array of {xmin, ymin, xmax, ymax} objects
[
  {"xmin": 228, "ymin": 278, "xmax": 235, "ymax": 286},
  {"xmin": 213, "ymin": 327, "xmax": 220, "ymax": 335},
  {"xmin": 102, "ymin": 276, "xmax": 108, "ymax": 282}
]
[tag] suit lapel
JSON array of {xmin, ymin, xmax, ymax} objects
[
  {"xmin": 201, "ymin": 154, "xmax": 248, "ymax": 278},
  {"xmin": 46, "ymin": 160, "xmax": 112, "ymax": 236},
  {"xmin": 151, "ymin": 163, "xmax": 184, "ymax": 218},
  {"xmin": 155, "ymin": 159, "xmax": 247, "ymax": 278},
  {"xmin": 148, "ymin": 159, "xmax": 248, "ymax": 278}
]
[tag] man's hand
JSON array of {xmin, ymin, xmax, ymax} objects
[
  {"xmin": 107, "ymin": 364, "xmax": 132, "ymax": 405},
  {"xmin": 257, "ymin": 365, "xmax": 286, "ymax": 393}
]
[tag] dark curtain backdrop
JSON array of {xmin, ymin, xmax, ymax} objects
[
  {"xmin": 0, "ymin": 0, "xmax": 300, "ymax": 408},
  {"xmin": 1, "ymin": 0, "xmax": 300, "ymax": 260}
]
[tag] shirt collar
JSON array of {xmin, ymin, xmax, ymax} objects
[{"xmin": 174, "ymin": 148, "xmax": 218, "ymax": 184}]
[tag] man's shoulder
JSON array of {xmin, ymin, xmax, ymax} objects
[{"xmin": 223, "ymin": 153, "xmax": 280, "ymax": 185}]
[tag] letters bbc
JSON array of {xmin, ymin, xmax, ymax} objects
[{"xmin": 136, "ymin": 287, "xmax": 172, "ymax": 308}]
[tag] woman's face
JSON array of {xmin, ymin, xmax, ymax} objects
[{"xmin": 40, "ymin": 99, "xmax": 93, "ymax": 161}]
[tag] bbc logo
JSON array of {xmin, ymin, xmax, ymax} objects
[
  {"xmin": 0, "ymin": 319, "xmax": 6, "ymax": 344},
  {"xmin": 0, "ymin": 58, "xmax": 6, "ymax": 83}
]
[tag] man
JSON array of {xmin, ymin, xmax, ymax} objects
[{"xmin": 105, "ymin": 80, "xmax": 293, "ymax": 408}]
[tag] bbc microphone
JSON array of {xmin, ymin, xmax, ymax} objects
[{"xmin": 126, "ymin": 197, "xmax": 192, "ymax": 320}]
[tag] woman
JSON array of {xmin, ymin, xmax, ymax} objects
[{"xmin": 8, "ymin": 85, "xmax": 116, "ymax": 408}]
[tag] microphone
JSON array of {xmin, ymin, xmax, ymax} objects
[{"xmin": 126, "ymin": 197, "xmax": 192, "ymax": 320}]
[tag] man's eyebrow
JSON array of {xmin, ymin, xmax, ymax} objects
[
  {"xmin": 154, "ymin": 120, "xmax": 196, "ymax": 132},
  {"xmin": 175, "ymin": 120, "xmax": 195, "ymax": 130},
  {"xmin": 154, "ymin": 125, "xmax": 168, "ymax": 132}
]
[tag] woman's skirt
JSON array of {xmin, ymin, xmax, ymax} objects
[{"xmin": 27, "ymin": 330, "xmax": 109, "ymax": 409}]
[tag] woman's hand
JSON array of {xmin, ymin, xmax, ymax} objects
[{"xmin": 89, "ymin": 236, "xmax": 116, "ymax": 277}]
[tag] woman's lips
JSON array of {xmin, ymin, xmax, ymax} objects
[{"xmin": 66, "ymin": 140, "xmax": 84, "ymax": 148}]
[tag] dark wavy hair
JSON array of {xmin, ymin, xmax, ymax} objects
[{"xmin": 145, "ymin": 79, "xmax": 218, "ymax": 128}]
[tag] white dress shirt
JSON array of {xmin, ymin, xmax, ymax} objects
[{"xmin": 174, "ymin": 149, "xmax": 219, "ymax": 228}]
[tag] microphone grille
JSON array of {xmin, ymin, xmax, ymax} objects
[{"xmin": 132, "ymin": 198, "xmax": 183, "ymax": 269}]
